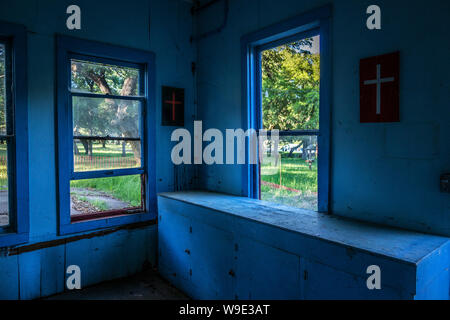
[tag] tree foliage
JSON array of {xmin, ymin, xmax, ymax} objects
[{"xmin": 261, "ymin": 38, "xmax": 320, "ymax": 131}]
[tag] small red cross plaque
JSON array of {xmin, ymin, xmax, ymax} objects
[{"xmin": 162, "ymin": 86, "xmax": 184, "ymax": 126}]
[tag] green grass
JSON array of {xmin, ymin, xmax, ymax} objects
[
  {"xmin": 76, "ymin": 195, "xmax": 108, "ymax": 211},
  {"xmin": 0, "ymin": 143, "xmax": 7, "ymax": 190},
  {"xmin": 261, "ymin": 156, "xmax": 317, "ymax": 192},
  {"xmin": 73, "ymin": 141, "xmax": 139, "ymax": 172},
  {"xmin": 74, "ymin": 141, "xmax": 135, "ymax": 158},
  {"xmin": 71, "ymin": 143, "xmax": 142, "ymax": 209},
  {"xmin": 70, "ymin": 174, "xmax": 141, "ymax": 207},
  {"xmin": 91, "ymin": 199, "xmax": 108, "ymax": 211},
  {"xmin": 261, "ymin": 156, "xmax": 318, "ymax": 211},
  {"xmin": 0, "ymin": 163, "xmax": 7, "ymax": 190}
]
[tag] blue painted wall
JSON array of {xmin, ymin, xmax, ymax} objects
[
  {"xmin": 195, "ymin": 0, "xmax": 450, "ymax": 237},
  {"xmin": 0, "ymin": 0, "xmax": 448, "ymax": 300},
  {"xmin": 0, "ymin": 0, "xmax": 196, "ymax": 299}
]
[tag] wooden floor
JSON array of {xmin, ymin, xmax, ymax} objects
[{"xmin": 46, "ymin": 269, "xmax": 189, "ymax": 300}]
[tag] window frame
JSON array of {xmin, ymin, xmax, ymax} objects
[
  {"xmin": 241, "ymin": 5, "xmax": 331, "ymax": 213},
  {"xmin": 56, "ymin": 35, "xmax": 156, "ymax": 235},
  {"xmin": 0, "ymin": 21, "xmax": 29, "ymax": 247}
]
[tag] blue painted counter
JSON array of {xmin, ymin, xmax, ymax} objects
[{"xmin": 158, "ymin": 191, "xmax": 450, "ymax": 300}]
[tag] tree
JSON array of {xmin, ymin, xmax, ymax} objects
[
  {"xmin": 71, "ymin": 60, "xmax": 141, "ymax": 162},
  {"xmin": 261, "ymin": 38, "xmax": 320, "ymax": 158}
]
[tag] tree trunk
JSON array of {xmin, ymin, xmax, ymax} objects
[
  {"xmin": 80, "ymin": 139, "xmax": 89, "ymax": 155},
  {"xmin": 302, "ymin": 140, "xmax": 309, "ymax": 160},
  {"xmin": 122, "ymin": 142, "xmax": 126, "ymax": 157},
  {"xmin": 288, "ymin": 143, "xmax": 302, "ymax": 158},
  {"xmin": 73, "ymin": 142, "xmax": 80, "ymax": 155},
  {"xmin": 88, "ymin": 141, "xmax": 93, "ymax": 157},
  {"xmin": 130, "ymin": 141, "xmax": 141, "ymax": 165}
]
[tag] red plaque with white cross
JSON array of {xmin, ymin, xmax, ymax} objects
[{"xmin": 360, "ymin": 51, "xmax": 399, "ymax": 123}]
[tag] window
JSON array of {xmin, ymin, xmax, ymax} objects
[
  {"xmin": 0, "ymin": 41, "xmax": 10, "ymax": 228},
  {"xmin": 242, "ymin": 5, "xmax": 331, "ymax": 212},
  {"xmin": 57, "ymin": 36, "xmax": 156, "ymax": 235},
  {"xmin": 0, "ymin": 22, "xmax": 29, "ymax": 247},
  {"xmin": 260, "ymin": 35, "xmax": 320, "ymax": 211}
]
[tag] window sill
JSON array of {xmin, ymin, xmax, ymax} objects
[
  {"xmin": 71, "ymin": 207, "xmax": 144, "ymax": 223},
  {"xmin": 60, "ymin": 210, "xmax": 156, "ymax": 235}
]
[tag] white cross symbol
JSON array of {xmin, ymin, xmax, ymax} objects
[{"xmin": 364, "ymin": 64, "xmax": 395, "ymax": 114}]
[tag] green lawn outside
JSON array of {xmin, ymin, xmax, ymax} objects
[
  {"xmin": 74, "ymin": 141, "xmax": 139, "ymax": 172},
  {"xmin": 261, "ymin": 156, "xmax": 318, "ymax": 211},
  {"xmin": 0, "ymin": 142, "xmax": 7, "ymax": 190},
  {"xmin": 71, "ymin": 142, "xmax": 142, "ymax": 208},
  {"xmin": 74, "ymin": 141, "xmax": 136, "ymax": 158},
  {"xmin": 70, "ymin": 174, "xmax": 142, "ymax": 207},
  {"xmin": 2, "ymin": 139, "xmax": 318, "ymax": 212}
]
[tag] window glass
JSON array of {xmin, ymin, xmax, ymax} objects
[
  {"xmin": 0, "ymin": 43, "xmax": 9, "ymax": 227},
  {"xmin": 73, "ymin": 139, "xmax": 141, "ymax": 171},
  {"xmin": 261, "ymin": 35, "xmax": 320, "ymax": 131},
  {"xmin": 72, "ymin": 96, "xmax": 142, "ymax": 172},
  {"xmin": 70, "ymin": 174, "xmax": 143, "ymax": 217},
  {"xmin": 0, "ymin": 140, "xmax": 9, "ymax": 227},
  {"xmin": 260, "ymin": 35, "xmax": 320, "ymax": 211},
  {"xmin": 0, "ymin": 43, "xmax": 6, "ymax": 135},
  {"xmin": 261, "ymin": 135, "xmax": 318, "ymax": 211},
  {"xmin": 71, "ymin": 59, "xmax": 140, "ymax": 96},
  {"xmin": 72, "ymin": 96, "xmax": 141, "ymax": 138},
  {"xmin": 68, "ymin": 58, "xmax": 145, "ymax": 220}
]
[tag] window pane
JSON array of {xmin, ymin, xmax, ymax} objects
[
  {"xmin": 261, "ymin": 135, "xmax": 318, "ymax": 211},
  {"xmin": 70, "ymin": 174, "xmax": 143, "ymax": 217},
  {"xmin": 73, "ymin": 96, "xmax": 141, "ymax": 139},
  {"xmin": 74, "ymin": 139, "xmax": 141, "ymax": 172},
  {"xmin": 71, "ymin": 59, "xmax": 140, "ymax": 96},
  {"xmin": 261, "ymin": 35, "xmax": 320, "ymax": 130},
  {"xmin": 0, "ymin": 43, "xmax": 6, "ymax": 135},
  {"xmin": 0, "ymin": 140, "xmax": 9, "ymax": 227}
]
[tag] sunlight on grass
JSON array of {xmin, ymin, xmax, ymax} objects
[
  {"xmin": 0, "ymin": 143, "xmax": 8, "ymax": 191},
  {"xmin": 261, "ymin": 156, "xmax": 318, "ymax": 211},
  {"xmin": 261, "ymin": 157, "xmax": 317, "ymax": 192},
  {"xmin": 74, "ymin": 141, "xmax": 135, "ymax": 157}
]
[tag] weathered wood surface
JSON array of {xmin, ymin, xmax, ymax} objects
[
  {"xmin": 159, "ymin": 191, "xmax": 449, "ymax": 264},
  {"xmin": 158, "ymin": 191, "xmax": 450, "ymax": 299}
]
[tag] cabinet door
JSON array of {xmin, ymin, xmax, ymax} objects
[
  {"xmin": 303, "ymin": 260, "xmax": 404, "ymax": 300},
  {"xmin": 189, "ymin": 221, "xmax": 235, "ymax": 299},
  {"xmin": 158, "ymin": 210, "xmax": 192, "ymax": 289},
  {"xmin": 236, "ymin": 237, "xmax": 302, "ymax": 300}
]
